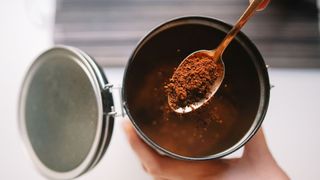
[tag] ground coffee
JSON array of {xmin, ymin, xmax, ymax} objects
[
  {"xmin": 165, "ymin": 52, "xmax": 220, "ymax": 109},
  {"xmin": 129, "ymin": 64, "xmax": 239, "ymax": 157}
]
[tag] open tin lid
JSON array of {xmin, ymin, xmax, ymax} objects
[{"xmin": 19, "ymin": 46, "xmax": 115, "ymax": 179}]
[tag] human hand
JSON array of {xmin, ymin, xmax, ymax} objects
[
  {"xmin": 123, "ymin": 119, "xmax": 289, "ymax": 180},
  {"xmin": 250, "ymin": 0, "xmax": 271, "ymax": 11}
]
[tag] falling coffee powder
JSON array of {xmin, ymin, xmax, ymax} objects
[
  {"xmin": 128, "ymin": 64, "xmax": 241, "ymax": 157},
  {"xmin": 165, "ymin": 52, "xmax": 221, "ymax": 109},
  {"xmin": 124, "ymin": 26, "xmax": 262, "ymax": 157},
  {"xmin": 126, "ymin": 58, "xmax": 260, "ymax": 157}
]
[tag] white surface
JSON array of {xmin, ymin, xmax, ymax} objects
[
  {"xmin": 0, "ymin": 1, "xmax": 53, "ymax": 179},
  {"xmin": 1, "ymin": 1, "xmax": 320, "ymax": 180},
  {"xmin": 0, "ymin": 1, "xmax": 150, "ymax": 180},
  {"xmin": 264, "ymin": 68, "xmax": 320, "ymax": 180}
]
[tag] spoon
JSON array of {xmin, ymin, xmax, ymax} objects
[{"xmin": 168, "ymin": 0, "xmax": 270, "ymax": 113}]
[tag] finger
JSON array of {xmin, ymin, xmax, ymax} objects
[
  {"xmin": 122, "ymin": 120, "xmax": 167, "ymax": 176},
  {"xmin": 249, "ymin": 0, "xmax": 270, "ymax": 11},
  {"xmin": 122, "ymin": 119, "xmax": 228, "ymax": 178},
  {"xmin": 242, "ymin": 129, "xmax": 290, "ymax": 179},
  {"xmin": 243, "ymin": 128, "xmax": 272, "ymax": 160},
  {"xmin": 258, "ymin": 0, "xmax": 270, "ymax": 11},
  {"xmin": 154, "ymin": 178, "xmax": 169, "ymax": 180}
]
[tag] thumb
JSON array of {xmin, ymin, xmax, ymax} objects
[
  {"xmin": 243, "ymin": 128, "xmax": 272, "ymax": 160},
  {"xmin": 242, "ymin": 129, "xmax": 289, "ymax": 179}
]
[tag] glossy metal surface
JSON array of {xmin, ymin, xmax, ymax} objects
[{"xmin": 19, "ymin": 46, "xmax": 114, "ymax": 179}]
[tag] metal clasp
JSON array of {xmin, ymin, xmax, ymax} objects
[{"xmin": 103, "ymin": 83, "xmax": 125, "ymax": 117}]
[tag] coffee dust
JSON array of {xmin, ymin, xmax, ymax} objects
[
  {"xmin": 165, "ymin": 52, "xmax": 220, "ymax": 109},
  {"xmin": 129, "ymin": 65, "xmax": 238, "ymax": 157}
]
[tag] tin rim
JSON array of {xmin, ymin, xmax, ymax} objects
[
  {"xmin": 18, "ymin": 46, "xmax": 112, "ymax": 179},
  {"xmin": 122, "ymin": 16, "xmax": 270, "ymax": 160}
]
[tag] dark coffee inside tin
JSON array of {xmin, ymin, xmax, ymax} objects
[{"xmin": 123, "ymin": 17, "xmax": 269, "ymax": 158}]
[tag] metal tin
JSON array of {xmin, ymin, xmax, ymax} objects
[
  {"xmin": 19, "ymin": 16, "xmax": 270, "ymax": 179},
  {"xmin": 122, "ymin": 16, "xmax": 270, "ymax": 160},
  {"xmin": 19, "ymin": 46, "xmax": 114, "ymax": 179}
]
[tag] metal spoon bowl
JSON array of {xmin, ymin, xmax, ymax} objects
[{"xmin": 170, "ymin": 50, "xmax": 225, "ymax": 114}]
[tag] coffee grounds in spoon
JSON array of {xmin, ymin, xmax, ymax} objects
[{"xmin": 165, "ymin": 52, "xmax": 220, "ymax": 109}]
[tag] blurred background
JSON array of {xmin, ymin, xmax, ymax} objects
[
  {"xmin": 0, "ymin": 0, "xmax": 319, "ymax": 179},
  {"xmin": 55, "ymin": 0, "xmax": 320, "ymax": 67}
]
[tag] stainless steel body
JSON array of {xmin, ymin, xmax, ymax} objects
[{"xmin": 122, "ymin": 16, "xmax": 270, "ymax": 160}]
